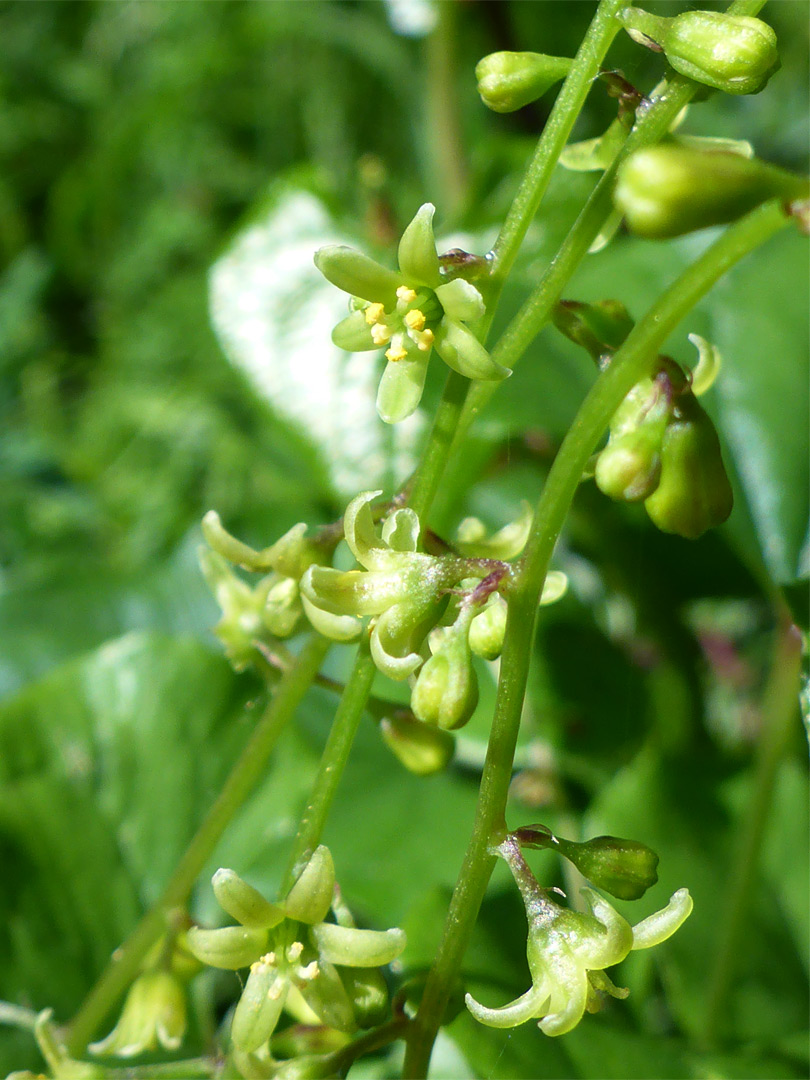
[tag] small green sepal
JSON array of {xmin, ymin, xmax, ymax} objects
[{"xmin": 212, "ymin": 869, "xmax": 286, "ymax": 930}]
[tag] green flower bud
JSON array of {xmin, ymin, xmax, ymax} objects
[
  {"xmin": 644, "ymin": 396, "xmax": 733, "ymax": 539},
  {"xmin": 475, "ymin": 51, "xmax": 573, "ymax": 112},
  {"xmin": 555, "ymin": 835, "xmax": 660, "ymax": 901},
  {"xmin": 595, "ymin": 428, "xmax": 663, "ymax": 502},
  {"xmin": 619, "ymin": 8, "xmax": 780, "ymax": 95},
  {"xmin": 614, "ymin": 144, "xmax": 808, "ymax": 239},
  {"xmin": 379, "ymin": 711, "xmax": 455, "ymax": 775},
  {"xmin": 212, "ymin": 869, "xmax": 286, "ymax": 930},
  {"xmin": 186, "ymin": 924, "xmax": 268, "ymax": 970},
  {"xmin": 340, "ymin": 966, "xmax": 390, "ymax": 1029},
  {"xmin": 411, "ymin": 609, "xmax": 479, "ymax": 731},
  {"xmin": 552, "ymin": 299, "xmax": 635, "ymax": 362},
  {"xmin": 468, "ymin": 594, "xmax": 508, "ymax": 660},
  {"xmin": 284, "ymin": 845, "xmax": 335, "ymax": 925},
  {"xmin": 232, "ymin": 955, "xmax": 289, "ymax": 1053},
  {"xmin": 271, "ymin": 1053, "xmax": 344, "ymax": 1080},
  {"xmin": 88, "ymin": 971, "xmax": 186, "ymax": 1058},
  {"xmin": 310, "ymin": 923, "xmax": 406, "ymax": 968}
]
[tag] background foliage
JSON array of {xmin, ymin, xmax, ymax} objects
[{"xmin": 0, "ymin": 1, "xmax": 807, "ymax": 1076}]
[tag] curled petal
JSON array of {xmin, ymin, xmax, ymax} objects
[
  {"xmin": 332, "ymin": 310, "xmax": 378, "ymax": 352},
  {"xmin": 435, "ymin": 278, "xmax": 486, "ymax": 324},
  {"xmin": 381, "ymin": 507, "xmax": 420, "ymax": 552},
  {"xmin": 465, "ymin": 981, "xmax": 551, "ymax": 1030},
  {"xmin": 301, "ymin": 593, "xmax": 362, "ymax": 642},
  {"xmin": 540, "ymin": 571, "xmax": 568, "ymax": 606},
  {"xmin": 688, "ymin": 333, "xmax": 722, "ymax": 396},
  {"xmin": 311, "ymin": 923, "xmax": 406, "ymax": 967},
  {"xmin": 370, "ymin": 604, "xmax": 430, "ymax": 680},
  {"xmin": 343, "ymin": 490, "xmax": 385, "ymax": 568},
  {"xmin": 575, "ymin": 889, "xmax": 634, "ymax": 968},
  {"xmin": 397, "ymin": 203, "xmax": 441, "ymax": 287},
  {"xmin": 537, "ymin": 948, "xmax": 589, "ymax": 1036},
  {"xmin": 631, "ymin": 888, "xmax": 693, "ymax": 950},
  {"xmin": 314, "ymin": 245, "xmax": 400, "ymax": 306},
  {"xmin": 377, "ymin": 354, "xmax": 430, "ymax": 424},
  {"xmin": 434, "ymin": 319, "xmax": 510, "ymax": 381}
]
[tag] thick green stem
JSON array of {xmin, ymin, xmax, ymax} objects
[
  {"xmin": 281, "ymin": 637, "xmax": 377, "ymax": 892},
  {"xmin": 403, "ymin": 199, "xmax": 790, "ymax": 1078},
  {"xmin": 701, "ymin": 615, "xmax": 803, "ymax": 1046},
  {"xmin": 66, "ymin": 634, "xmax": 330, "ymax": 1056},
  {"xmin": 425, "ymin": 0, "xmax": 468, "ymax": 216},
  {"xmin": 407, "ymin": 369, "xmax": 469, "ymax": 526}
]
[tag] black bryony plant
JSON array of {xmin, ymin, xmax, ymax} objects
[{"xmin": 5, "ymin": 3, "xmax": 807, "ymax": 1080}]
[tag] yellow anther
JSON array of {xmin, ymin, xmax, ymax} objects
[
  {"xmin": 371, "ymin": 323, "xmax": 391, "ymax": 346},
  {"xmin": 267, "ymin": 979, "xmax": 284, "ymax": 1000},
  {"xmin": 396, "ymin": 286, "xmax": 417, "ymax": 303},
  {"xmin": 286, "ymin": 941, "xmax": 304, "ymax": 963},
  {"xmin": 386, "ymin": 344, "xmax": 408, "ymax": 363},
  {"xmin": 404, "ymin": 309, "xmax": 426, "ymax": 332},
  {"xmin": 251, "ymin": 952, "xmax": 276, "ymax": 973},
  {"xmin": 297, "ymin": 961, "xmax": 320, "ymax": 981},
  {"xmin": 364, "ymin": 302, "xmax": 385, "ymax": 325},
  {"xmin": 416, "ymin": 328, "xmax": 435, "ymax": 352}
]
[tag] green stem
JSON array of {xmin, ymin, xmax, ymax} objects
[
  {"xmin": 280, "ymin": 637, "xmax": 377, "ymax": 892},
  {"xmin": 701, "ymin": 614, "xmax": 803, "ymax": 1047},
  {"xmin": 488, "ymin": 0, "xmax": 624, "ymax": 286},
  {"xmin": 403, "ymin": 198, "xmax": 790, "ymax": 1078},
  {"xmin": 407, "ymin": 369, "xmax": 469, "ymax": 526},
  {"xmin": 0, "ymin": 1001, "xmax": 38, "ymax": 1031},
  {"xmin": 66, "ymin": 634, "xmax": 331, "ymax": 1056},
  {"xmin": 453, "ymin": 0, "xmax": 769, "ymax": 446},
  {"xmin": 425, "ymin": 0, "xmax": 468, "ymax": 216}
]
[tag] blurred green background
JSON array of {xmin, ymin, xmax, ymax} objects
[{"xmin": 0, "ymin": 1, "xmax": 807, "ymax": 1077}]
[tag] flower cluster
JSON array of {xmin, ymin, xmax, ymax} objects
[
  {"xmin": 315, "ymin": 203, "xmax": 509, "ymax": 424},
  {"xmin": 301, "ymin": 490, "xmax": 566, "ymax": 729},
  {"xmin": 465, "ymin": 835, "xmax": 692, "ymax": 1036},
  {"xmin": 186, "ymin": 847, "xmax": 406, "ymax": 1065}
]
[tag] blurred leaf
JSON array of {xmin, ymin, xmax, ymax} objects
[{"xmin": 209, "ymin": 178, "xmax": 423, "ymax": 499}]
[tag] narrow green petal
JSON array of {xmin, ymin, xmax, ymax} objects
[
  {"xmin": 311, "ymin": 923, "xmax": 406, "ymax": 967},
  {"xmin": 376, "ymin": 354, "xmax": 429, "ymax": 425},
  {"xmin": 343, "ymin": 490, "xmax": 385, "ymax": 567},
  {"xmin": 231, "ymin": 965, "xmax": 288, "ymax": 1053},
  {"xmin": 434, "ymin": 320, "xmax": 510, "ymax": 381},
  {"xmin": 300, "ymin": 566, "xmax": 405, "ymax": 617},
  {"xmin": 314, "ymin": 245, "xmax": 400, "ymax": 306},
  {"xmin": 577, "ymin": 889, "xmax": 634, "ymax": 968},
  {"xmin": 631, "ymin": 888, "xmax": 693, "ymax": 949},
  {"xmin": 332, "ymin": 310, "xmax": 378, "ymax": 353},
  {"xmin": 465, "ymin": 983, "xmax": 550, "ymax": 1029},
  {"xmin": 538, "ymin": 956, "xmax": 588, "ymax": 1036},
  {"xmin": 435, "ymin": 278, "xmax": 485, "ymax": 324},
  {"xmin": 397, "ymin": 203, "xmax": 441, "ymax": 287},
  {"xmin": 301, "ymin": 594, "xmax": 362, "ymax": 642},
  {"xmin": 381, "ymin": 508, "xmax": 420, "ymax": 552}
]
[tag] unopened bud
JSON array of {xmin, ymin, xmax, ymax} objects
[
  {"xmin": 614, "ymin": 144, "xmax": 808, "ymax": 239},
  {"xmin": 468, "ymin": 595, "xmax": 507, "ymax": 660},
  {"xmin": 619, "ymin": 8, "xmax": 780, "ymax": 95},
  {"xmin": 284, "ymin": 845, "xmax": 335, "ymax": 925},
  {"xmin": 558, "ymin": 835, "xmax": 660, "ymax": 901},
  {"xmin": 380, "ymin": 711, "xmax": 455, "ymax": 775},
  {"xmin": 644, "ymin": 397, "xmax": 733, "ymax": 538},
  {"xmin": 552, "ymin": 299, "xmax": 634, "ymax": 362},
  {"xmin": 410, "ymin": 637, "xmax": 478, "ymax": 731},
  {"xmin": 475, "ymin": 51, "xmax": 573, "ymax": 113},
  {"xmin": 595, "ymin": 428, "xmax": 663, "ymax": 502}
]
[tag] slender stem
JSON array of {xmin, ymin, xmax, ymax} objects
[
  {"xmin": 403, "ymin": 199, "xmax": 791, "ymax": 1078},
  {"xmin": 281, "ymin": 637, "xmax": 377, "ymax": 892},
  {"xmin": 488, "ymin": 0, "xmax": 624, "ymax": 286},
  {"xmin": 701, "ymin": 615, "xmax": 803, "ymax": 1046},
  {"xmin": 66, "ymin": 634, "xmax": 331, "ymax": 1056},
  {"xmin": 425, "ymin": 0, "xmax": 468, "ymax": 217},
  {"xmin": 407, "ymin": 369, "xmax": 469, "ymax": 525},
  {"xmin": 452, "ymin": 0, "xmax": 769, "ymax": 449}
]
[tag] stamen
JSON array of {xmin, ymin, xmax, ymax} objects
[
  {"xmin": 396, "ymin": 286, "xmax": 417, "ymax": 303},
  {"xmin": 286, "ymin": 941, "xmax": 304, "ymax": 963},
  {"xmin": 404, "ymin": 309, "xmax": 426, "ymax": 332},
  {"xmin": 371, "ymin": 323, "xmax": 391, "ymax": 345},
  {"xmin": 416, "ymin": 328, "xmax": 435, "ymax": 352},
  {"xmin": 386, "ymin": 344, "xmax": 408, "ymax": 362},
  {"xmin": 297, "ymin": 961, "xmax": 320, "ymax": 981},
  {"xmin": 364, "ymin": 302, "xmax": 385, "ymax": 325}
]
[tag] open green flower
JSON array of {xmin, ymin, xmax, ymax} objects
[
  {"xmin": 89, "ymin": 971, "xmax": 187, "ymax": 1058},
  {"xmin": 301, "ymin": 490, "xmax": 460, "ymax": 679},
  {"xmin": 186, "ymin": 851, "xmax": 406, "ymax": 1055},
  {"xmin": 465, "ymin": 836, "xmax": 692, "ymax": 1036},
  {"xmin": 315, "ymin": 203, "xmax": 509, "ymax": 424}
]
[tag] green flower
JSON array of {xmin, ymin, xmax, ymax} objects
[
  {"xmin": 186, "ymin": 851, "xmax": 406, "ymax": 1054},
  {"xmin": 315, "ymin": 203, "xmax": 509, "ymax": 424},
  {"xmin": 465, "ymin": 836, "xmax": 692, "ymax": 1036},
  {"xmin": 301, "ymin": 491, "xmax": 460, "ymax": 679},
  {"xmin": 89, "ymin": 971, "xmax": 187, "ymax": 1058}
]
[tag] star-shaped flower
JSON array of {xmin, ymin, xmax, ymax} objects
[
  {"xmin": 315, "ymin": 204, "xmax": 509, "ymax": 424},
  {"xmin": 465, "ymin": 836, "xmax": 693, "ymax": 1036}
]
